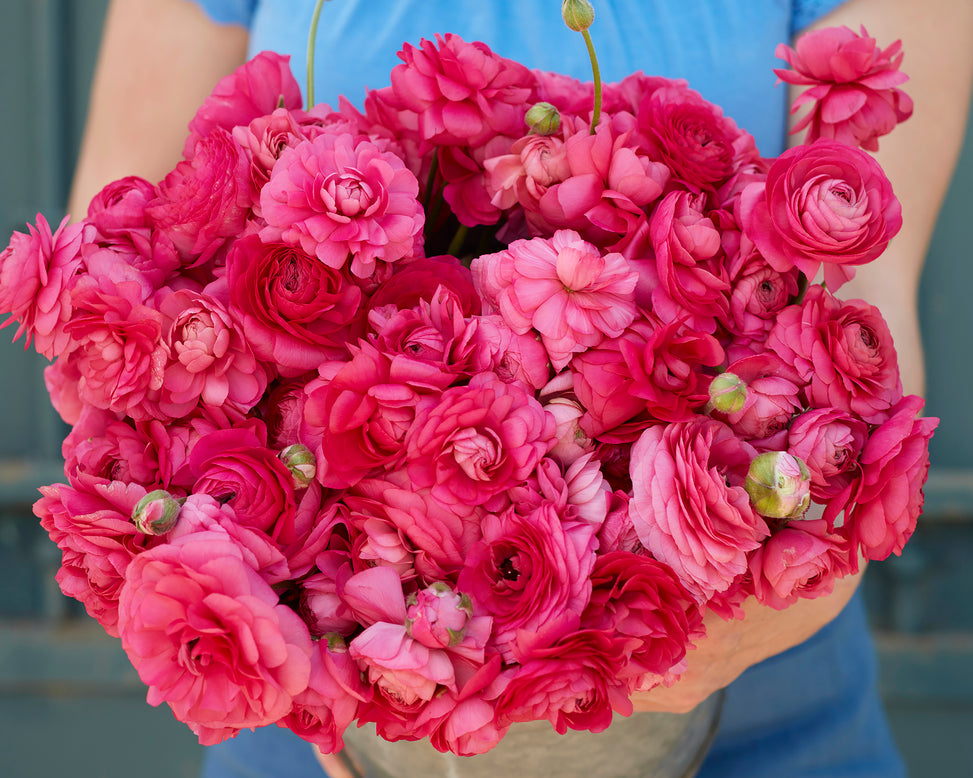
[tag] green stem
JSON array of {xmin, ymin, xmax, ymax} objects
[
  {"xmin": 448, "ymin": 225, "xmax": 470, "ymax": 258},
  {"xmin": 306, "ymin": 0, "xmax": 331, "ymax": 110},
  {"xmin": 582, "ymin": 29, "xmax": 602, "ymax": 133}
]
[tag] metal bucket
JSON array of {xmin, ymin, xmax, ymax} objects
[{"xmin": 340, "ymin": 692, "xmax": 723, "ymax": 778}]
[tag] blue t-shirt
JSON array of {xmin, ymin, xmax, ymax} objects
[{"xmin": 193, "ymin": 0, "xmax": 848, "ymax": 155}]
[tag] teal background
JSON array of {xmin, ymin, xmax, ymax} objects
[{"xmin": 0, "ymin": 2, "xmax": 970, "ymax": 775}]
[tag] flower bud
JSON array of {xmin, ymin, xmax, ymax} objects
[
  {"xmin": 132, "ymin": 490, "xmax": 182, "ymax": 535},
  {"xmin": 745, "ymin": 451, "xmax": 812, "ymax": 520},
  {"xmin": 406, "ymin": 582, "xmax": 473, "ymax": 649},
  {"xmin": 562, "ymin": 0, "xmax": 595, "ymax": 32},
  {"xmin": 525, "ymin": 102, "xmax": 562, "ymax": 135},
  {"xmin": 708, "ymin": 372, "xmax": 748, "ymax": 414},
  {"xmin": 279, "ymin": 443, "xmax": 316, "ymax": 489}
]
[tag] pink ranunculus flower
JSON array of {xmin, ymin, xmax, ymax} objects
[
  {"xmin": 472, "ymin": 230, "xmax": 639, "ymax": 371},
  {"xmin": 582, "ymin": 551, "xmax": 702, "ymax": 684},
  {"xmin": 34, "ymin": 475, "xmax": 155, "ymax": 637},
  {"xmin": 64, "ymin": 276, "xmax": 167, "ymax": 419},
  {"xmin": 300, "ymin": 551, "xmax": 359, "ymax": 638},
  {"xmin": 715, "ymin": 353, "xmax": 805, "ymax": 445},
  {"xmin": 739, "ymin": 139, "xmax": 901, "ymax": 290},
  {"xmin": 468, "ymin": 314, "xmax": 552, "ymax": 390},
  {"xmin": 0, "ymin": 213, "xmax": 85, "ymax": 359},
  {"xmin": 787, "ymin": 407, "xmax": 869, "ymax": 500},
  {"xmin": 494, "ymin": 628, "xmax": 631, "ymax": 734},
  {"xmin": 749, "ymin": 519, "xmax": 852, "ymax": 609},
  {"xmin": 767, "ymin": 285, "xmax": 902, "ymax": 424},
  {"xmin": 117, "ymin": 531, "xmax": 313, "ymax": 745},
  {"xmin": 367, "ymin": 254, "xmax": 481, "ymax": 317},
  {"xmin": 259, "ymin": 130, "xmax": 424, "ymax": 278},
  {"xmin": 184, "ymin": 50, "xmax": 304, "ymax": 155},
  {"xmin": 406, "ymin": 582, "xmax": 474, "ymax": 650},
  {"xmin": 225, "ymin": 234, "xmax": 364, "ymax": 376},
  {"xmin": 629, "ymin": 416, "xmax": 770, "ymax": 602},
  {"xmin": 63, "ymin": 406, "xmax": 162, "ymax": 488},
  {"xmin": 388, "ymin": 34, "xmax": 536, "ymax": 146},
  {"xmin": 147, "ymin": 127, "xmax": 252, "ymax": 267},
  {"xmin": 775, "ymin": 26, "xmax": 912, "ymax": 152},
  {"xmin": 637, "ymin": 81, "xmax": 760, "ymax": 189},
  {"xmin": 846, "ymin": 395, "xmax": 937, "ymax": 560},
  {"xmin": 405, "ymin": 372, "xmax": 556, "ymax": 509},
  {"xmin": 457, "ymin": 502, "xmax": 597, "ymax": 660},
  {"xmin": 153, "ymin": 288, "xmax": 268, "ymax": 419},
  {"xmin": 484, "ymin": 132, "xmax": 570, "ymax": 216}
]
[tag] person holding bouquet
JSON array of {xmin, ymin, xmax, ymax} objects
[{"xmin": 62, "ymin": 0, "xmax": 973, "ymax": 776}]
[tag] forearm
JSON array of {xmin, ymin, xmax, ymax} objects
[{"xmin": 69, "ymin": 0, "xmax": 249, "ymax": 218}]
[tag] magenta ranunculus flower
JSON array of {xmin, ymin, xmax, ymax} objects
[
  {"xmin": 147, "ymin": 128, "xmax": 252, "ymax": 267},
  {"xmin": 184, "ymin": 50, "xmax": 304, "ymax": 155},
  {"xmin": 775, "ymin": 26, "xmax": 912, "ymax": 152},
  {"xmin": 260, "ymin": 130, "xmax": 424, "ymax": 278},
  {"xmin": 405, "ymin": 372, "xmax": 556, "ymax": 508},
  {"xmin": 629, "ymin": 416, "xmax": 770, "ymax": 602},
  {"xmin": 117, "ymin": 531, "xmax": 313, "ymax": 745},
  {"xmin": 473, "ymin": 230, "xmax": 639, "ymax": 370},
  {"xmin": 458, "ymin": 502, "xmax": 597, "ymax": 660},
  {"xmin": 0, "ymin": 213, "xmax": 85, "ymax": 359},
  {"xmin": 847, "ymin": 395, "xmax": 937, "ymax": 560},
  {"xmin": 767, "ymin": 285, "xmax": 902, "ymax": 423},
  {"xmin": 225, "ymin": 233, "xmax": 364, "ymax": 375},
  {"xmin": 788, "ymin": 407, "xmax": 869, "ymax": 500},
  {"xmin": 715, "ymin": 353, "xmax": 805, "ymax": 445},
  {"xmin": 739, "ymin": 139, "xmax": 901, "ymax": 290}
]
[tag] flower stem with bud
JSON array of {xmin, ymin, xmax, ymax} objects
[{"xmin": 562, "ymin": 0, "xmax": 602, "ymax": 133}]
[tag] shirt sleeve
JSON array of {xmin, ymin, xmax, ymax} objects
[
  {"xmin": 792, "ymin": 0, "xmax": 850, "ymax": 32},
  {"xmin": 192, "ymin": 0, "xmax": 258, "ymax": 28}
]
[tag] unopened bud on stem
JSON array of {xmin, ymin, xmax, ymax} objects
[
  {"xmin": 279, "ymin": 444, "xmax": 316, "ymax": 489},
  {"xmin": 562, "ymin": 0, "xmax": 595, "ymax": 32},
  {"xmin": 708, "ymin": 372, "xmax": 748, "ymax": 414},
  {"xmin": 745, "ymin": 451, "xmax": 812, "ymax": 520},
  {"xmin": 525, "ymin": 102, "xmax": 562, "ymax": 135},
  {"xmin": 132, "ymin": 490, "xmax": 182, "ymax": 535}
]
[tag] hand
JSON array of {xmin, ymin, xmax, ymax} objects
[
  {"xmin": 630, "ymin": 565, "xmax": 863, "ymax": 713},
  {"xmin": 313, "ymin": 750, "xmax": 360, "ymax": 778}
]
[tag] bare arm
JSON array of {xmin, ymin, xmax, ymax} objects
[
  {"xmin": 632, "ymin": 0, "xmax": 973, "ymax": 713},
  {"xmin": 68, "ymin": 0, "xmax": 249, "ymax": 218}
]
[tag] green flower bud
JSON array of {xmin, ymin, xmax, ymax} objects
[
  {"xmin": 561, "ymin": 0, "xmax": 595, "ymax": 32},
  {"xmin": 745, "ymin": 451, "xmax": 812, "ymax": 520},
  {"xmin": 279, "ymin": 444, "xmax": 316, "ymax": 489},
  {"xmin": 525, "ymin": 102, "xmax": 562, "ymax": 135},
  {"xmin": 708, "ymin": 372, "xmax": 748, "ymax": 414},
  {"xmin": 132, "ymin": 490, "xmax": 182, "ymax": 535}
]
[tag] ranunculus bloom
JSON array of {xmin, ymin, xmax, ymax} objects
[
  {"xmin": 716, "ymin": 353, "xmax": 805, "ymax": 445},
  {"xmin": 485, "ymin": 132, "xmax": 570, "ymax": 217},
  {"xmin": 406, "ymin": 582, "xmax": 474, "ymax": 650},
  {"xmin": 468, "ymin": 314, "xmax": 552, "ymax": 390},
  {"xmin": 189, "ymin": 428, "xmax": 299, "ymax": 545},
  {"xmin": 637, "ymin": 81, "xmax": 759, "ymax": 189},
  {"xmin": 739, "ymin": 139, "xmax": 901, "ymax": 290},
  {"xmin": 153, "ymin": 288, "xmax": 268, "ymax": 419},
  {"xmin": 147, "ymin": 128, "xmax": 252, "ymax": 266},
  {"xmin": 788, "ymin": 407, "xmax": 869, "ymax": 500},
  {"xmin": 457, "ymin": 502, "xmax": 597, "ymax": 660},
  {"xmin": 184, "ymin": 50, "xmax": 304, "ymax": 155},
  {"xmin": 117, "ymin": 531, "xmax": 313, "ymax": 745},
  {"xmin": 64, "ymin": 276, "xmax": 167, "ymax": 419},
  {"xmin": 767, "ymin": 285, "xmax": 902, "ymax": 423},
  {"xmin": 0, "ymin": 213, "xmax": 85, "ymax": 358},
  {"xmin": 629, "ymin": 416, "xmax": 769, "ymax": 601},
  {"xmin": 472, "ymin": 230, "xmax": 638, "ymax": 370},
  {"xmin": 405, "ymin": 372, "xmax": 556, "ymax": 509},
  {"xmin": 225, "ymin": 234, "xmax": 364, "ymax": 375},
  {"xmin": 34, "ymin": 476, "xmax": 155, "ymax": 636},
  {"xmin": 582, "ymin": 551, "xmax": 700, "ymax": 683},
  {"xmin": 775, "ymin": 26, "xmax": 912, "ymax": 152},
  {"xmin": 748, "ymin": 519, "xmax": 851, "ymax": 609},
  {"xmin": 260, "ymin": 130, "xmax": 424, "ymax": 278},
  {"xmin": 367, "ymin": 255, "xmax": 481, "ymax": 317},
  {"xmin": 846, "ymin": 395, "xmax": 937, "ymax": 560},
  {"xmin": 388, "ymin": 34, "xmax": 535, "ymax": 146}
]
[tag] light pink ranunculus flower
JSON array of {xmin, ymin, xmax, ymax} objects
[
  {"xmin": 0, "ymin": 213, "xmax": 85, "ymax": 359},
  {"xmin": 117, "ymin": 531, "xmax": 313, "ymax": 745},
  {"xmin": 775, "ymin": 26, "xmax": 912, "ymax": 152},
  {"xmin": 788, "ymin": 407, "xmax": 869, "ymax": 500},
  {"xmin": 472, "ymin": 230, "xmax": 638, "ymax": 370},
  {"xmin": 406, "ymin": 582, "xmax": 474, "ymax": 650},
  {"xmin": 468, "ymin": 314, "xmax": 552, "ymax": 390},
  {"xmin": 629, "ymin": 416, "xmax": 770, "ymax": 602},
  {"xmin": 260, "ymin": 131, "xmax": 424, "ymax": 278},
  {"xmin": 405, "ymin": 372, "xmax": 556, "ymax": 509}
]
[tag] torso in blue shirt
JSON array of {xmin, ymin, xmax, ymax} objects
[{"xmin": 194, "ymin": 0, "xmax": 847, "ymax": 155}]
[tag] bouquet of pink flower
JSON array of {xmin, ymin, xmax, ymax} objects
[{"xmin": 0, "ymin": 3, "xmax": 935, "ymax": 756}]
